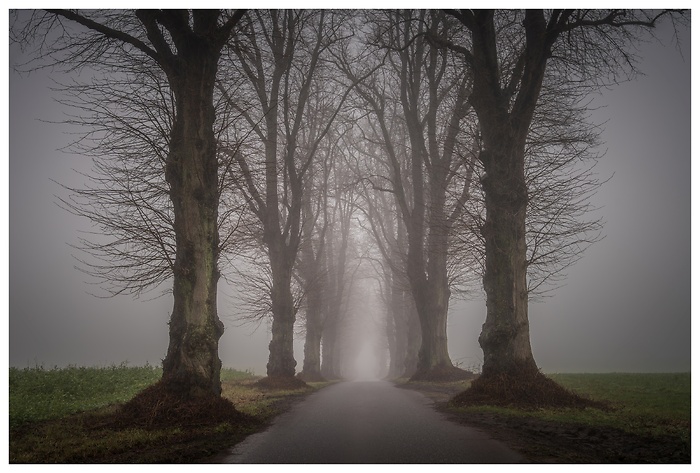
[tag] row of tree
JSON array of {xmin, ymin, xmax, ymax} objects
[{"xmin": 11, "ymin": 9, "xmax": 686, "ymax": 406}]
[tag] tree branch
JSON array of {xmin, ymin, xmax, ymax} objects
[{"xmin": 46, "ymin": 9, "xmax": 163, "ymax": 66}]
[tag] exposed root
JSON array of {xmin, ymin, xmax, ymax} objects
[
  {"xmin": 255, "ymin": 376, "xmax": 310, "ymax": 390},
  {"xmin": 87, "ymin": 380, "xmax": 253, "ymax": 430},
  {"xmin": 409, "ymin": 365, "xmax": 476, "ymax": 383},
  {"xmin": 452, "ymin": 371, "xmax": 610, "ymax": 410}
]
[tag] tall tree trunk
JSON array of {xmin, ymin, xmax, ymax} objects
[
  {"xmin": 385, "ymin": 286, "xmax": 400, "ymax": 378},
  {"xmin": 413, "ymin": 282, "xmax": 452, "ymax": 375},
  {"xmin": 409, "ymin": 286, "xmax": 459, "ymax": 380},
  {"xmin": 478, "ymin": 145, "xmax": 538, "ymax": 377},
  {"xmin": 161, "ymin": 49, "xmax": 224, "ymax": 398},
  {"xmin": 446, "ymin": 8, "xmax": 678, "ymax": 408},
  {"xmin": 409, "ymin": 181, "xmax": 468, "ymax": 381},
  {"xmin": 297, "ymin": 165, "xmax": 326, "ymax": 381},
  {"xmin": 266, "ymin": 246, "xmax": 298, "ymax": 379},
  {"xmin": 299, "ymin": 285, "xmax": 325, "ymax": 381},
  {"xmin": 403, "ymin": 294, "xmax": 421, "ymax": 377},
  {"xmin": 321, "ymin": 314, "xmax": 338, "ymax": 379},
  {"xmin": 466, "ymin": 10, "xmax": 547, "ymax": 381},
  {"xmin": 320, "ymin": 233, "xmax": 339, "ymax": 380},
  {"xmin": 390, "ymin": 284, "xmax": 408, "ymax": 378}
]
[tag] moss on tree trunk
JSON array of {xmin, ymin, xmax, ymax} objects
[
  {"xmin": 478, "ymin": 148, "xmax": 539, "ymax": 380},
  {"xmin": 161, "ymin": 46, "xmax": 225, "ymax": 398}
]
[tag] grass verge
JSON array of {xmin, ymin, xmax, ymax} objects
[
  {"xmin": 401, "ymin": 372, "xmax": 690, "ymax": 463},
  {"xmin": 9, "ymin": 364, "xmax": 330, "ymax": 463}
]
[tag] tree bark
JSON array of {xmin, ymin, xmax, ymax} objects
[
  {"xmin": 413, "ymin": 283, "xmax": 452, "ymax": 374},
  {"xmin": 367, "ymin": 11, "xmax": 471, "ymax": 382},
  {"xmin": 410, "ymin": 185, "xmax": 459, "ymax": 379},
  {"xmin": 478, "ymin": 146, "xmax": 539, "ymax": 378},
  {"xmin": 321, "ymin": 234, "xmax": 340, "ymax": 380},
  {"xmin": 403, "ymin": 294, "xmax": 421, "ymax": 377},
  {"xmin": 299, "ymin": 278, "xmax": 325, "ymax": 381},
  {"xmin": 266, "ymin": 240, "xmax": 298, "ymax": 379},
  {"xmin": 466, "ymin": 10, "xmax": 548, "ymax": 380},
  {"xmin": 32, "ymin": 8, "xmax": 246, "ymax": 402},
  {"xmin": 385, "ymin": 306, "xmax": 399, "ymax": 378},
  {"xmin": 321, "ymin": 315, "xmax": 339, "ymax": 379},
  {"xmin": 322, "ymin": 288, "xmax": 346, "ymax": 379},
  {"xmin": 161, "ymin": 44, "xmax": 224, "ymax": 398},
  {"xmin": 388, "ymin": 278, "xmax": 408, "ymax": 378}
]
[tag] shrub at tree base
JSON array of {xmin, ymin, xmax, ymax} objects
[
  {"xmin": 93, "ymin": 380, "xmax": 254, "ymax": 430},
  {"xmin": 452, "ymin": 371, "xmax": 610, "ymax": 410},
  {"xmin": 410, "ymin": 365, "xmax": 476, "ymax": 383}
]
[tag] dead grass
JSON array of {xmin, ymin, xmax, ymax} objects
[
  {"xmin": 98, "ymin": 379, "xmax": 253, "ymax": 430},
  {"xmin": 9, "ymin": 371, "xmax": 328, "ymax": 463},
  {"xmin": 402, "ymin": 372, "xmax": 690, "ymax": 463},
  {"xmin": 254, "ymin": 375, "xmax": 310, "ymax": 390}
]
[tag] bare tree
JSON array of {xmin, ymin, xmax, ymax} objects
[
  {"xmin": 436, "ymin": 8, "xmax": 687, "ymax": 404},
  {"xmin": 322, "ymin": 234, "xmax": 373, "ymax": 379},
  {"xmin": 350, "ymin": 137, "xmax": 421, "ymax": 378},
  {"xmin": 340, "ymin": 10, "xmax": 478, "ymax": 381},
  {"xmin": 370, "ymin": 200, "xmax": 421, "ymax": 378},
  {"xmin": 450, "ymin": 76, "xmax": 607, "ymax": 304},
  {"xmin": 50, "ymin": 55, "xmax": 248, "ymax": 300},
  {"xmin": 221, "ymin": 10, "xmax": 358, "ymax": 384},
  {"xmin": 296, "ymin": 127, "xmax": 353, "ymax": 382},
  {"xmin": 12, "ymin": 9, "xmax": 246, "ymax": 400},
  {"xmin": 296, "ymin": 147, "xmax": 332, "ymax": 382},
  {"xmin": 320, "ymin": 151, "xmax": 361, "ymax": 379},
  {"xmin": 50, "ymin": 68, "xmax": 176, "ymax": 298},
  {"xmin": 525, "ymin": 81, "xmax": 606, "ymax": 297}
]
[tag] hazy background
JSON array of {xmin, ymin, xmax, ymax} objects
[{"xmin": 6, "ymin": 16, "xmax": 692, "ymax": 375}]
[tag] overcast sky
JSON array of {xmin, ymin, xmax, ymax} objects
[{"xmin": 5, "ymin": 13, "xmax": 693, "ymax": 374}]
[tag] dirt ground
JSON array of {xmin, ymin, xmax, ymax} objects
[{"xmin": 400, "ymin": 382, "xmax": 690, "ymax": 464}]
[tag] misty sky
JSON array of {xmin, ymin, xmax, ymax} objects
[{"xmin": 4, "ymin": 13, "xmax": 693, "ymax": 374}]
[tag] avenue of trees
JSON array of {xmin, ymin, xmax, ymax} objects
[{"xmin": 11, "ymin": 9, "xmax": 687, "ymax": 413}]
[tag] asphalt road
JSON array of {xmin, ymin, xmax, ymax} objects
[{"xmin": 216, "ymin": 379, "xmax": 524, "ymax": 464}]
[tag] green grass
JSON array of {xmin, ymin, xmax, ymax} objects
[
  {"xmin": 8, "ymin": 364, "xmax": 319, "ymax": 463},
  {"xmin": 220, "ymin": 367, "xmax": 258, "ymax": 382},
  {"xmin": 9, "ymin": 364, "xmax": 257, "ymax": 429},
  {"xmin": 550, "ymin": 373, "xmax": 690, "ymax": 440},
  {"xmin": 455, "ymin": 372, "xmax": 690, "ymax": 441},
  {"xmin": 11, "ymin": 367, "xmax": 689, "ymax": 462},
  {"xmin": 549, "ymin": 372, "xmax": 690, "ymax": 420},
  {"xmin": 9, "ymin": 363, "xmax": 162, "ymax": 428}
]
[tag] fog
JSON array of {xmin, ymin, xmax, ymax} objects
[{"xmin": 6, "ymin": 16, "xmax": 691, "ymax": 376}]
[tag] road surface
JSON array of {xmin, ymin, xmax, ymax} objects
[{"xmin": 216, "ymin": 379, "xmax": 523, "ymax": 463}]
